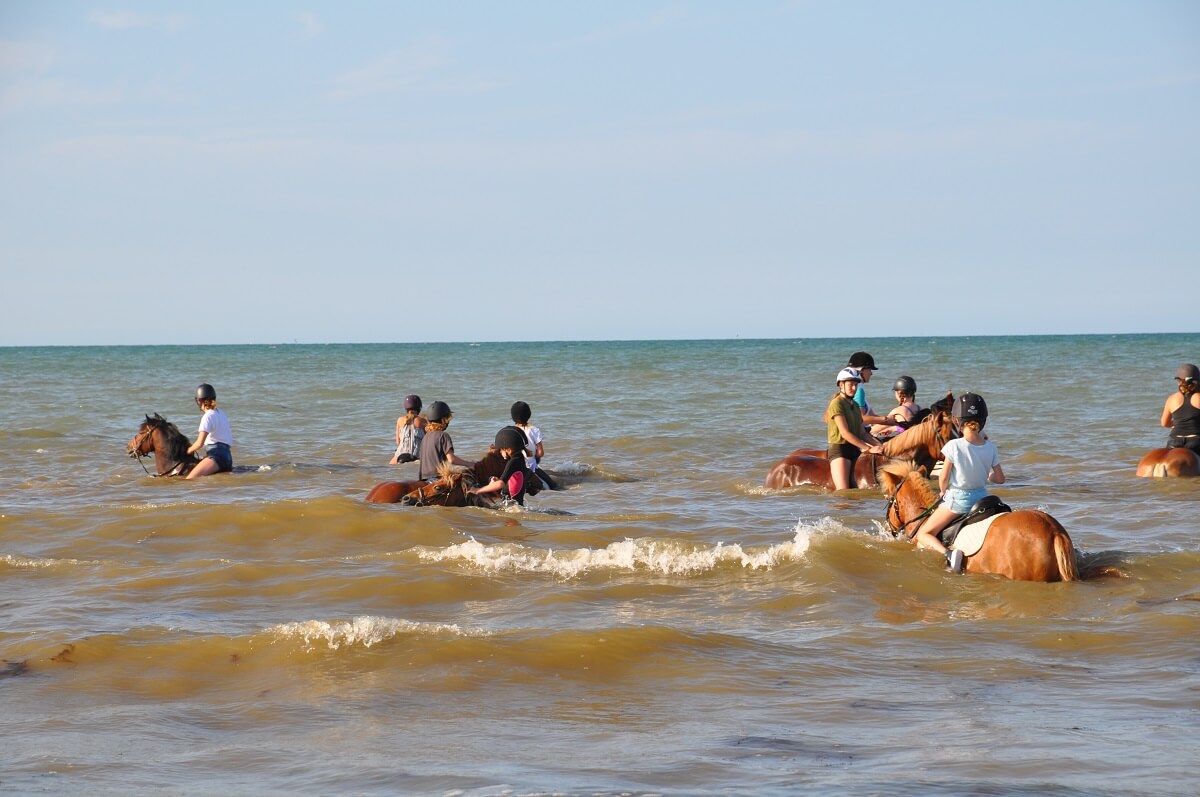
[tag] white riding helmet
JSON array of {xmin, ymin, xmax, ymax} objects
[{"xmin": 836, "ymin": 367, "xmax": 863, "ymax": 384}]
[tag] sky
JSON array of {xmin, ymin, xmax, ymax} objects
[{"xmin": 1, "ymin": 1, "xmax": 1198, "ymax": 345}]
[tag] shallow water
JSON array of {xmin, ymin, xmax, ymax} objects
[{"xmin": 1, "ymin": 335, "xmax": 1198, "ymax": 796}]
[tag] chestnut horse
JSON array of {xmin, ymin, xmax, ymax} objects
[
  {"xmin": 127, "ymin": 414, "xmax": 200, "ymax": 477},
  {"xmin": 763, "ymin": 408, "xmax": 956, "ymax": 490},
  {"xmin": 1136, "ymin": 447, "xmax": 1200, "ymax": 478},
  {"xmin": 366, "ymin": 450, "xmax": 509, "ymax": 505},
  {"xmin": 879, "ymin": 462, "xmax": 1079, "ymax": 582}
]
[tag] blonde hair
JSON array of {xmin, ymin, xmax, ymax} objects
[{"xmin": 198, "ymin": 398, "xmax": 217, "ymax": 411}]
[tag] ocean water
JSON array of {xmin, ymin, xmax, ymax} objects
[{"xmin": 1, "ymin": 335, "xmax": 1197, "ymax": 796}]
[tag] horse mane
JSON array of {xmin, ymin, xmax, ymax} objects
[
  {"xmin": 879, "ymin": 460, "xmax": 937, "ymax": 502},
  {"xmin": 146, "ymin": 413, "xmax": 193, "ymax": 463},
  {"xmin": 880, "ymin": 414, "xmax": 936, "ymax": 458}
]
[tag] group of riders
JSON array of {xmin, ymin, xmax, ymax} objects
[
  {"xmin": 180, "ymin": 356, "xmax": 1200, "ymax": 564},
  {"xmin": 823, "ymin": 351, "xmax": 1001, "ymax": 573},
  {"xmin": 826, "ymin": 352, "xmax": 1199, "ymax": 573}
]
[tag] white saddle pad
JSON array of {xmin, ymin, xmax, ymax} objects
[{"xmin": 950, "ymin": 514, "xmax": 1002, "ymax": 557}]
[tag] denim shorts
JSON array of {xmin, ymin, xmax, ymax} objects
[
  {"xmin": 944, "ymin": 487, "xmax": 987, "ymax": 515},
  {"xmin": 205, "ymin": 442, "xmax": 233, "ymax": 473}
]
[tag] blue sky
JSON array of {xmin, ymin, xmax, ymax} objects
[{"xmin": 1, "ymin": 1, "xmax": 1197, "ymax": 345}]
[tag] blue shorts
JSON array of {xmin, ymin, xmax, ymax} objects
[
  {"xmin": 944, "ymin": 487, "xmax": 987, "ymax": 515},
  {"xmin": 205, "ymin": 442, "xmax": 233, "ymax": 473}
]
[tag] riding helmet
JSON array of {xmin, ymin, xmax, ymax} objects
[
  {"xmin": 404, "ymin": 394, "xmax": 422, "ymax": 411},
  {"xmin": 495, "ymin": 426, "xmax": 528, "ymax": 453},
  {"xmin": 427, "ymin": 401, "xmax": 452, "ymax": 422},
  {"xmin": 510, "ymin": 400, "xmax": 532, "ymax": 424},
  {"xmin": 836, "ymin": 367, "xmax": 863, "ymax": 384},
  {"xmin": 893, "ymin": 375, "xmax": 917, "ymax": 395},
  {"xmin": 195, "ymin": 383, "xmax": 217, "ymax": 402},
  {"xmin": 953, "ymin": 392, "xmax": 988, "ymax": 429},
  {"xmin": 848, "ymin": 351, "xmax": 877, "ymax": 370},
  {"xmin": 1175, "ymin": 364, "xmax": 1199, "ymax": 383}
]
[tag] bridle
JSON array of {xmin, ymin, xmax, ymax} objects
[
  {"xmin": 884, "ymin": 477, "xmax": 941, "ymax": 540},
  {"xmin": 128, "ymin": 423, "xmax": 189, "ymax": 477}
]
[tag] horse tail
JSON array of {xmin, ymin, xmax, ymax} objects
[{"xmin": 1054, "ymin": 529, "xmax": 1080, "ymax": 582}]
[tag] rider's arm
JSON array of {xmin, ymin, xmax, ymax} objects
[
  {"xmin": 989, "ymin": 464, "xmax": 1005, "ymax": 484},
  {"xmin": 187, "ymin": 430, "xmax": 209, "ymax": 456},
  {"xmin": 1161, "ymin": 395, "xmax": 1178, "ymax": 428},
  {"xmin": 833, "ymin": 416, "xmax": 882, "ymax": 454},
  {"xmin": 938, "ymin": 460, "xmax": 953, "ymax": 494}
]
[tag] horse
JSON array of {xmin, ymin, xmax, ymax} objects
[
  {"xmin": 763, "ymin": 407, "xmax": 957, "ymax": 490},
  {"xmin": 127, "ymin": 414, "xmax": 200, "ymax": 477},
  {"xmin": 1136, "ymin": 447, "xmax": 1200, "ymax": 478},
  {"xmin": 366, "ymin": 449, "xmax": 509, "ymax": 505},
  {"xmin": 396, "ymin": 462, "xmax": 488, "ymax": 507},
  {"xmin": 878, "ymin": 461, "xmax": 1079, "ymax": 582}
]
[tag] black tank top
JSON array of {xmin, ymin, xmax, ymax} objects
[{"xmin": 1171, "ymin": 397, "xmax": 1200, "ymax": 436}]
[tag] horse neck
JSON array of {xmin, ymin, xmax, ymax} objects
[
  {"xmin": 881, "ymin": 420, "xmax": 933, "ymax": 458},
  {"xmin": 152, "ymin": 427, "xmax": 193, "ymax": 475},
  {"xmin": 900, "ymin": 472, "xmax": 937, "ymax": 518}
]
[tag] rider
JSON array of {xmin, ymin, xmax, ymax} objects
[
  {"xmin": 510, "ymin": 400, "xmax": 559, "ymax": 490},
  {"xmin": 912, "ymin": 392, "xmax": 1005, "ymax": 574},
  {"xmin": 417, "ymin": 401, "xmax": 471, "ymax": 481},
  {"xmin": 1160, "ymin": 364, "xmax": 1200, "ymax": 453},
  {"xmin": 468, "ymin": 426, "xmax": 534, "ymax": 505},
  {"xmin": 870, "ymin": 375, "xmax": 922, "ymax": 440},
  {"xmin": 847, "ymin": 351, "xmax": 889, "ymax": 426},
  {"xmin": 825, "ymin": 367, "xmax": 884, "ymax": 491},
  {"xmin": 186, "ymin": 383, "xmax": 234, "ymax": 479},
  {"xmin": 389, "ymin": 393, "xmax": 427, "ymax": 464}
]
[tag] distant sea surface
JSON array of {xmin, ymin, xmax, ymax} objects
[{"xmin": 2, "ymin": 335, "xmax": 1197, "ymax": 796}]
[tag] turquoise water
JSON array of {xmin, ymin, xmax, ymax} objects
[{"xmin": 1, "ymin": 335, "xmax": 1198, "ymax": 795}]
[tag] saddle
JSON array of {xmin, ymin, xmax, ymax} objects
[{"xmin": 938, "ymin": 495, "xmax": 1012, "ymax": 549}]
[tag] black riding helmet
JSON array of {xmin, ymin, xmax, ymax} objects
[
  {"xmin": 953, "ymin": 392, "xmax": 988, "ymax": 429},
  {"xmin": 510, "ymin": 400, "xmax": 532, "ymax": 424},
  {"xmin": 495, "ymin": 426, "xmax": 528, "ymax": 453},
  {"xmin": 195, "ymin": 383, "xmax": 216, "ymax": 402},
  {"xmin": 893, "ymin": 375, "xmax": 917, "ymax": 395},
  {"xmin": 427, "ymin": 401, "xmax": 452, "ymax": 422},
  {"xmin": 848, "ymin": 351, "xmax": 877, "ymax": 370}
]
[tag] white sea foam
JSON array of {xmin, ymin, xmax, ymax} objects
[
  {"xmin": 419, "ymin": 530, "xmax": 812, "ymax": 579},
  {"xmin": 0, "ymin": 554, "xmax": 94, "ymax": 568},
  {"xmin": 267, "ymin": 616, "xmax": 481, "ymax": 650}
]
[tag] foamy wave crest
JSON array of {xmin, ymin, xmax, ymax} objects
[
  {"xmin": 1, "ymin": 554, "xmax": 95, "ymax": 568},
  {"xmin": 420, "ymin": 532, "xmax": 811, "ymax": 579},
  {"xmin": 267, "ymin": 616, "xmax": 479, "ymax": 650}
]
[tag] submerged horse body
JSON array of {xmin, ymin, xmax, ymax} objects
[
  {"xmin": 1136, "ymin": 447, "xmax": 1200, "ymax": 478},
  {"xmin": 127, "ymin": 414, "xmax": 201, "ymax": 477},
  {"xmin": 763, "ymin": 407, "xmax": 956, "ymax": 491},
  {"xmin": 879, "ymin": 462, "xmax": 1079, "ymax": 582},
  {"xmin": 366, "ymin": 450, "xmax": 509, "ymax": 506}
]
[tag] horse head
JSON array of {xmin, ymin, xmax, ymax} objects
[
  {"xmin": 128, "ymin": 413, "xmax": 198, "ymax": 476},
  {"xmin": 880, "ymin": 403, "xmax": 957, "ymax": 469},
  {"xmin": 879, "ymin": 461, "xmax": 937, "ymax": 539},
  {"xmin": 400, "ymin": 463, "xmax": 477, "ymax": 506}
]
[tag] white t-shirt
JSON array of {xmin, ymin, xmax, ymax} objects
[
  {"xmin": 518, "ymin": 424, "xmax": 542, "ymax": 470},
  {"xmin": 199, "ymin": 408, "xmax": 234, "ymax": 447},
  {"xmin": 941, "ymin": 437, "xmax": 998, "ymax": 491}
]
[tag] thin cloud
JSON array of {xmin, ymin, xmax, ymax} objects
[
  {"xmin": 89, "ymin": 10, "xmax": 189, "ymax": 32},
  {"xmin": 324, "ymin": 35, "xmax": 496, "ymax": 99},
  {"xmin": 298, "ymin": 11, "xmax": 323, "ymax": 40},
  {"xmin": 0, "ymin": 39, "xmax": 56, "ymax": 72},
  {"xmin": 555, "ymin": 6, "xmax": 689, "ymax": 49}
]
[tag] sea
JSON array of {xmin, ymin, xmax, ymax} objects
[{"xmin": 1, "ymin": 335, "xmax": 1197, "ymax": 797}]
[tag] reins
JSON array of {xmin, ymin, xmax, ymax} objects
[{"xmin": 885, "ymin": 480, "xmax": 941, "ymax": 539}]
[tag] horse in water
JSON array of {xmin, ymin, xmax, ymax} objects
[
  {"xmin": 763, "ymin": 407, "xmax": 957, "ymax": 490},
  {"xmin": 1136, "ymin": 447, "xmax": 1200, "ymax": 478},
  {"xmin": 878, "ymin": 462, "xmax": 1079, "ymax": 582},
  {"xmin": 127, "ymin": 414, "xmax": 200, "ymax": 477},
  {"xmin": 365, "ymin": 450, "xmax": 509, "ymax": 506}
]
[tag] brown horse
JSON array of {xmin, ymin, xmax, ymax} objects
[
  {"xmin": 127, "ymin": 414, "xmax": 200, "ymax": 477},
  {"xmin": 763, "ymin": 408, "xmax": 956, "ymax": 490},
  {"xmin": 878, "ymin": 462, "xmax": 1079, "ymax": 582},
  {"xmin": 396, "ymin": 462, "xmax": 488, "ymax": 507},
  {"xmin": 366, "ymin": 450, "xmax": 509, "ymax": 505},
  {"xmin": 1136, "ymin": 447, "xmax": 1200, "ymax": 478}
]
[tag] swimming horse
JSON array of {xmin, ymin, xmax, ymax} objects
[
  {"xmin": 127, "ymin": 414, "xmax": 201, "ymax": 477},
  {"xmin": 878, "ymin": 461, "xmax": 1079, "ymax": 582},
  {"xmin": 365, "ymin": 449, "xmax": 509, "ymax": 506},
  {"xmin": 1135, "ymin": 447, "xmax": 1200, "ymax": 478},
  {"xmin": 763, "ymin": 398, "xmax": 956, "ymax": 490}
]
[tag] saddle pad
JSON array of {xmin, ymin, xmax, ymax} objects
[{"xmin": 950, "ymin": 514, "xmax": 1001, "ymax": 557}]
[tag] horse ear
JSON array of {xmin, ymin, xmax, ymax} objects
[
  {"xmin": 916, "ymin": 464, "xmax": 929, "ymax": 478},
  {"xmin": 879, "ymin": 469, "xmax": 899, "ymax": 495}
]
